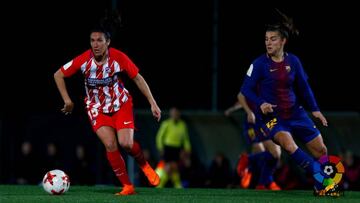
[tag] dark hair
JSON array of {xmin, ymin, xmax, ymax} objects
[
  {"xmin": 90, "ymin": 9, "xmax": 122, "ymax": 41},
  {"xmin": 266, "ymin": 8, "xmax": 299, "ymax": 39}
]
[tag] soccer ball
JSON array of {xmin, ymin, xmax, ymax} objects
[{"xmin": 42, "ymin": 169, "xmax": 70, "ymax": 195}]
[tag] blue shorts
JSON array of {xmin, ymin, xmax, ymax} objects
[
  {"xmin": 259, "ymin": 107, "xmax": 320, "ymax": 143},
  {"xmin": 243, "ymin": 119, "xmax": 272, "ymax": 144},
  {"xmin": 243, "ymin": 122, "xmax": 258, "ymax": 144}
]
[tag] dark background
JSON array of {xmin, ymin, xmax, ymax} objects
[
  {"xmin": 0, "ymin": 0, "xmax": 359, "ymax": 187},
  {"xmin": 1, "ymin": 1, "xmax": 359, "ymax": 116}
]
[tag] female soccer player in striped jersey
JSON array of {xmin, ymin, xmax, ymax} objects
[{"xmin": 54, "ymin": 15, "xmax": 161, "ymax": 195}]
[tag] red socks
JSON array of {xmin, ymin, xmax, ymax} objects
[
  {"xmin": 106, "ymin": 150, "xmax": 131, "ymax": 185},
  {"xmin": 128, "ymin": 141, "xmax": 146, "ymax": 167},
  {"xmin": 106, "ymin": 141, "xmax": 146, "ymax": 186}
]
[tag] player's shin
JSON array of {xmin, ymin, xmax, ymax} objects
[
  {"xmin": 106, "ymin": 150, "xmax": 132, "ymax": 185},
  {"xmin": 128, "ymin": 140, "xmax": 146, "ymax": 167},
  {"xmin": 290, "ymin": 148, "xmax": 315, "ymax": 174}
]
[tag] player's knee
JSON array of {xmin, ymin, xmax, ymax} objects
[
  {"xmin": 120, "ymin": 142, "xmax": 133, "ymax": 152},
  {"xmin": 283, "ymin": 143, "xmax": 298, "ymax": 154},
  {"xmin": 317, "ymin": 145, "xmax": 327, "ymax": 157},
  {"xmin": 265, "ymin": 141, "xmax": 281, "ymax": 159},
  {"xmin": 104, "ymin": 142, "xmax": 118, "ymax": 152},
  {"xmin": 269, "ymin": 146, "xmax": 281, "ymax": 159},
  {"xmin": 275, "ymin": 132, "xmax": 297, "ymax": 153},
  {"xmin": 280, "ymin": 137, "xmax": 298, "ymax": 153}
]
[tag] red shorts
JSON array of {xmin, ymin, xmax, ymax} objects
[{"xmin": 87, "ymin": 99, "xmax": 135, "ymax": 132}]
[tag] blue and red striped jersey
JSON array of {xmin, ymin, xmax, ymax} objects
[{"xmin": 241, "ymin": 52, "xmax": 319, "ymax": 119}]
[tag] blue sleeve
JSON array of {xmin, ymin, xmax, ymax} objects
[
  {"xmin": 240, "ymin": 63, "xmax": 266, "ymax": 108},
  {"xmin": 294, "ymin": 57, "xmax": 320, "ymax": 112}
]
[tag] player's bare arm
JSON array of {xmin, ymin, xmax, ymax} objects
[
  {"xmin": 54, "ymin": 69, "xmax": 74, "ymax": 115},
  {"xmin": 238, "ymin": 92, "xmax": 256, "ymax": 124},
  {"xmin": 132, "ymin": 73, "xmax": 161, "ymax": 121}
]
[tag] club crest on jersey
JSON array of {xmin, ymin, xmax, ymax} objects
[
  {"xmin": 105, "ymin": 67, "xmax": 111, "ymax": 73},
  {"xmin": 286, "ymin": 66, "xmax": 291, "ymax": 72}
]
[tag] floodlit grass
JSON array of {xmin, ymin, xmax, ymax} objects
[{"xmin": 1, "ymin": 185, "xmax": 359, "ymax": 203}]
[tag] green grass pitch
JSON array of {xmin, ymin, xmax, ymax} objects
[{"xmin": 1, "ymin": 185, "xmax": 360, "ymax": 203}]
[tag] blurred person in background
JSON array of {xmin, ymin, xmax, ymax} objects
[
  {"xmin": 70, "ymin": 145, "xmax": 96, "ymax": 185},
  {"xmin": 205, "ymin": 152, "xmax": 233, "ymax": 188},
  {"xmin": 14, "ymin": 141, "xmax": 38, "ymax": 184},
  {"xmin": 225, "ymin": 93, "xmax": 281, "ymax": 190},
  {"xmin": 156, "ymin": 107, "xmax": 191, "ymax": 188},
  {"xmin": 341, "ymin": 150, "xmax": 360, "ymax": 190},
  {"xmin": 42, "ymin": 142, "xmax": 62, "ymax": 172}
]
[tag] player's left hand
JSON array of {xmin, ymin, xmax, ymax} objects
[
  {"xmin": 247, "ymin": 112, "xmax": 256, "ymax": 124},
  {"xmin": 151, "ymin": 104, "xmax": 161, "ymax": 122},
  {"xmin": 312, "ymin": 111, "xmax": 328, "ymax": 126},
  {"xmin": 224, "ymin": 109, "xmax": 231, "ymax": 116},
  {"xmin": 61, "ymin": 100, "xmax": 74, "ymax": 115}
]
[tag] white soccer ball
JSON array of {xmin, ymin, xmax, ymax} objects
[{"xmin": 42, "ymin": 169, "xmax": 70, "ymax": 195}]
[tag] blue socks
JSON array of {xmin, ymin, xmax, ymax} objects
[
  {"xmin": 290, "ymin": 148, "xmax": 315, "ymax": 174},
  {"xmin": 249, "ymin": 151, "xmax": 277, "ymax": 186},
  {"xmin": 258, "ymin": 152, "xmax": 277, "ymax": 185}
]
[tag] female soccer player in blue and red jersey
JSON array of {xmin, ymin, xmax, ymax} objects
[
  {"xmin": 54, "ymin": 16, "xmax": 161, "ymax": 195},
  {"xmin": 240, "ymin": 13, "xmax": 338, "ymax": 195}
]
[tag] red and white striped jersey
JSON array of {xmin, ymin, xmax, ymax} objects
[{"xmin": 61, "ymin": 48, "xmax": 139, "ymax": 113}]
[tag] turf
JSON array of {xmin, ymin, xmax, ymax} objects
[{"xmin": 1, "ymin": 185, "xmax": 359, "ymax": 203}]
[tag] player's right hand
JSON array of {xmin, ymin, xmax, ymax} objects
[
  {"xmin": 260, "ymin": 102, "xmax": 277, "ymax": 114},
  {"xmin": 61, "ymin": 100, "xmax": 74, "ymax": 115}
]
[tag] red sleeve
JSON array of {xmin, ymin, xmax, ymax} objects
[
  {"xmin": 60, "ymin": 50, "xmax": 91, "ymax": 77},
  {"xmin": 110, "ymin": 48, "xmax": 139, "ymax": 79}
]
